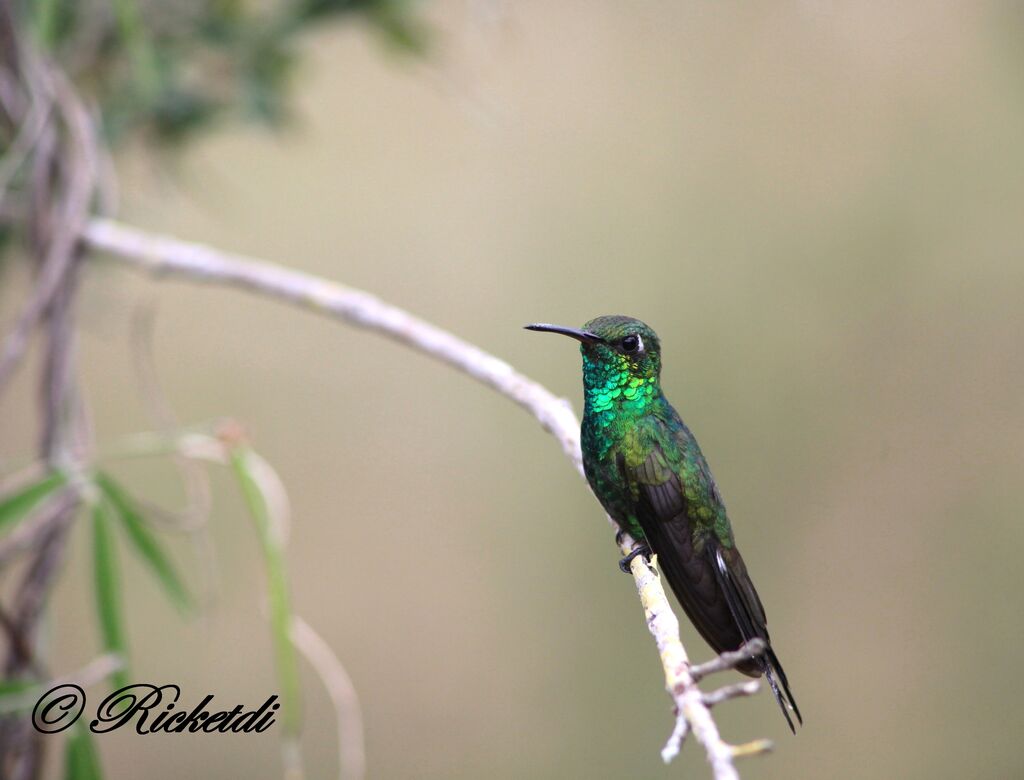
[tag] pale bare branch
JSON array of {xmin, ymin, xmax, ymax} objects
[
  {"xmin": 731, "ymin": 739, "xmax": 774, "ymax": 759},
  {"xmin": 0, "ymin": 654, "xmax": 124, "ymax": 715},
  {"xmin": 691, "ymin": 638, "xmax": 766, "ymax": 681},
  {"xmin": 291, "ymin": 616, "xmax": 366, "ymax": 780},
  {"xmin": 702, "ymin": 680, "xmax": 761, "ymax": 708}
]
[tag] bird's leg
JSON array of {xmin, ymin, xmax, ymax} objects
[
  {"xmin": 618, "ymin": 543, "xmax": 652, "ymax": 573},
  {"xmin": 615, "ymin": 529, "xmax": 653, "ymax": 572}
]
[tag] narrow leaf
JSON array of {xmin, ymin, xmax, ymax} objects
[
  {"xmin": 0, "ymin": 678, "xmax": 38, "ymax": 713},
  {"xmin": 229, "ymin": 447, "xmax": 301, "ymax": 738},
  {"xmin": 64, "ymin": 722, "xmax": 103, "ymax": 780},
  {"xmin": 0, "ymin": 679, "xmax": 35, "ymax": 698},
  {"xmin": 92, "ymin": 500, "xmax": 129, "ymax": 691},
  {"xmin": 95, "ymin": 473, "xmax": 193, "ymax": 614},
  {"xmin": 0, "ymin": 471, "xmax": 65, "ymax": 533}
]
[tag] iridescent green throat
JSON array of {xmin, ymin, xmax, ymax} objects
[{"xmin": 582, "ymin": 349, "xmax": 661, "ymax": 420}]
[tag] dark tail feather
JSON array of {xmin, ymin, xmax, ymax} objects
[
  {"xmin": 711, "ymin": 545, "xmax": 802, "ymax": 732},
  {"xmin": 762, "ymin": 646, "xmax": 801, "ymax": 734}
]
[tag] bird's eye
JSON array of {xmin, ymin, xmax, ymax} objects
[{"xmin": 621, "ymin": 334, "xmax": 641, "ymax": 353}]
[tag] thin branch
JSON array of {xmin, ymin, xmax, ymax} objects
[
  {"xmin": 692, "ymin": 638, "xmax": 765, "ymax": 679},
  {"xmin": 0, "ymin": 606, "xmax": 42, "ymax": 679},
  {"xmin": 291, "ymin": 616, "xmax": 365, "ymax": 780},
  {"xmin": 128, "ymin": 299, "xmax": 219, "ymax": 614},
  {"xmin": 691, "ymin": 638, "xmax": 766, "ymax": 682},
  {"xmin": 0, "ymin": 62, "xmax": 95, "ymax": 398},
  {"xmin": 82, "ymin": 218, "xmax": 583, "ymax": 467},
  {"xmin": 81, "ymin": 217, "xmax": 770, "ymax": 778},
  {"xmin": 0, "ymin": 77, "xmax": 51, "ymax": 210},
  {"xmin": 730, "ymin": 739, "xmax": 774, "ymax": 759},
  {"xmin": 702, "ymin": 680, "xmax": 761, "ymax": 708},
  {"xmin": 662, "ymin": 709, "xmax": 689, "ymax": 761},
  {"xmin": 0, "ymin": 654, "xmax": 124, "ymax": 715},
  {"xmin": 54, "ymin": 652, "xmax": 124, "ymax": 691}
]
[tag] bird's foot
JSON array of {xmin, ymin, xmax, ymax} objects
[{"xmin": 618, "ymin": 544, "xmax": 652, "ymax": 574}]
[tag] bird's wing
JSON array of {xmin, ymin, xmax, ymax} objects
[{"xmin": 624, "ymin": 441, "xmax": 745, "ymax": 658}]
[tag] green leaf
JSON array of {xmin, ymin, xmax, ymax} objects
[
  {"xmin": 229, "ymin": 447, "xmax": 301, "ymax": 737},
  {"xmin": 368, "ymin": 1, "xmax": 430, "ymax": 55},
  {"xmin": 0, "ymin": 678, "xmax": 36, "ymax": 698},
  {"xmin": 0, "ymin": 678, "xmax": 39, "ymax": 713},
  {"xmin": 92, "ymin": 499, "xmax": 129, "ymax": 691},
  {"xmin": 32, "ymin": 0, "xmax": 78, "ymax": 48},
  {"xmin": 94, "ymin": 473, "xmax": 193, "ymax": 614},
  {"xmin": 110, "ymin": 0, "xmax": 161, "ymax": 99},
  {"xmin": 0, "ymin": 471, "xmax": 66, "ymax": 534},
  {"xmin": 64, "ymin": 722, "xmax": 103, "ymax": 780}
]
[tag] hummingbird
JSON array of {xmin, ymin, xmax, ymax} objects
[{"xmin": 526, "ymin": 315, "xmax": 801, "ymax": 731}]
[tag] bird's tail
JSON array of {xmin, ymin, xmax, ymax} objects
[
  {"xmin": 761, "ymin": 645, "xmax": 802, "ymax": 734},
  {"xmin": 711, "ymin": 545, "xmax": 802, "ymax": 732}
]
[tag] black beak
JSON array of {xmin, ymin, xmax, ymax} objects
[{"xmin": 524, "ymin": 323, "xmax": 604, "ymax": 345}]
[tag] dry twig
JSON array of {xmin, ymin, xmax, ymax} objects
[{"xmin": 291, "ymin": 616, "xmax": 365, "ymax": 780}]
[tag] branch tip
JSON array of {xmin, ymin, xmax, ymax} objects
[
  {"xmin": 691, "ymin": 638, "xmax": 767, "ymax": 681},
  {"xmin": 730, "ymin": 739, "xmax": 774, "ymax": 759}
]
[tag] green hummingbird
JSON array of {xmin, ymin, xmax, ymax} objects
[{"xmin": 526, "ymin": 315, "xmax": 801, "ymax": 731}]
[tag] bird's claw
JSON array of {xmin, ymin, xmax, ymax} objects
[{"xmin": 618, "ymin": 544, "xmax": 652, "ymax": 573}]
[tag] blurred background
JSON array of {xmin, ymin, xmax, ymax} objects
[{"xmin": 2, "ymin": 1, "xmax": 1024, "ymax": 778}]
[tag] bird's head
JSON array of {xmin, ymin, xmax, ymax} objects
[{"xmin": 525, "ymin": 315, "xmax": 662, "ymax": 388}]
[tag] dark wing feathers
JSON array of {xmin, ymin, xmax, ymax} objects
[
  {"xmin": 627, "ymin": 436, "xmax": 802, "ymax": 731},
  {"xmin": 630, "ymin": 460, "xmax": 747, "ymax": 660}
]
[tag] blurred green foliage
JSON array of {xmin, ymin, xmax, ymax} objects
[
  {"xmin": 0, "ymin": 471, "xmax": 65, "ymax": 531},
  {"xmin": 21, "ymin": 0, "xmax": 428, "ymax": 143},
  {"xmin": 64, "ymin": 723, "xmax": 103, "ymax": 780},
  {"xmin": 91, "ymin": 496, "xmax": 129, "ymax": 691},
  {"xmin": 95, "ymin": 473, "xmax": 194, "ymax": 615}
]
